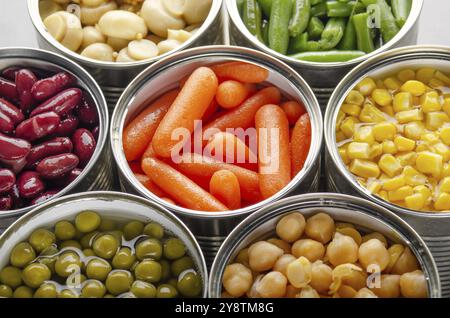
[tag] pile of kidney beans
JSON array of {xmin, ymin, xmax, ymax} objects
[{"xmin": 0, "ymin": 67, "xmax": 99, "ymax": 211}]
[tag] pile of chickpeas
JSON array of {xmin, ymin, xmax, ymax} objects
[
  {"xmin": 39, "ymin": 0, "xmax": 212, "ymax": 62},
  {"xmin": 222, "ymin": 211, "xmax": 428, "ymax": 298}
]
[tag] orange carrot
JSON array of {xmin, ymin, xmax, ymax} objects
[
  {"xmin": 204, "ymin": 132, "xmax": 257, "ymax": 164},
  {"xmin": 203, "ymin": 99, "xmax": 219, "ymax": 122},
  {"xmin": 142, "ymin": 157, "xmax": 228, "ymax": 212},
  {"xmin": 141, "ymin": 142, "xmax": 156, "ymax": 160},
  {"xmin": 281, "ymin": 101, "xmax": 306, "ymax": 125},
  {"xmin": 255, "ymin": 104, "xmax": 291, "ymax": 199},
  {"xmin": 175, "ymin": 153, "xmax": 261, "ymax": 202},
  {"xmin": 216, "ymin": 80, "xmax": 251, "ymax": 109},
  {"xmin": 129, "ymin": 161, "xmax": 144, "ymax": 174},
  {"xmin": 291, "ymin": 113, "xmax": 311, "ymax": 177},
  {"xmin": 152, "ymin": 67, "xmax": 218, "ymax": 158},
  {"xmin": 210, "ymin": 170, "xmax": 241, "ymax": 210},
  {"xmin": 134, "ymin": 173, "xmax": 166, "ymax": 197},
  {"xmin": 161, "ymin": 197, "xmax": 176, "ymax": 205},
  {"xmin": 123, "ymin": 89, "xmax": 179, "ymax": 161},
  {"xmin": 211, "ymin": 62, "xmax": 269, "ymax": 83}
]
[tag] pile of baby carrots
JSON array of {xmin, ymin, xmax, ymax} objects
[{"xmin": 122, "ymin": 61, "xmax": 312, "ymax": 212}]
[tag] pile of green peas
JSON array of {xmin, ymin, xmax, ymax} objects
[{"xmin": 0, "ymin": 211, "xmax": 203, "ymax": 298}]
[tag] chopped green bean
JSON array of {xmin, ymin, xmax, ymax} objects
[
  {"xmin": 353, "ymin": 12, "xmax": 375, "ymax": 53},
  {"xmin": 391, "ymin": 0, "xmax": 412, "ymax": 28},
  {"xmin": 243, "ymin": 0, "xmax": 264, "ymax": 42},
  {"xmin": 268, "ymin": 0, "xmax": 293, "ymax": 54},
  {"xmin": 318, "ymin": 18, "xmax": 346, "ymax": 50},
  {"xmin": 289, "ymin": 0, "xmax": 311, "ymax": 37},
  {"xmin": 289, "ymin": 50, "xmax": 366, "ymax": 62},
  {"xmin": 376, "ymin": 0, "xmax": 401, "ymax": 42},
  {"xmin": 307, "ymin": 16, "xmax": 325, "ymax": 39}
]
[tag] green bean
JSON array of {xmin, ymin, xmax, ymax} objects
[
  {"xmin": 310, "ymin": 0, "xmax": 322, "ymax": 5},
  {"xmin": 243, "ymin": 0, "xmax": 264, "ymax": 42},
  {"xmin": 307, "ymin": 17, "xmax": 324, "ymax": 39},
  {"xmin": 262, "ymin": 19, "xmax": 270, "ymax": 44},
  {"xmin": 391, "ymin": 0, "xmax": 412, "ymax": 28},
  {"xmin": 311, "ymin": 1, "xmax": 327, "ymax": 17},
  {"xmin": 353, "ymin": 12, "xmax": 375, "ymax": 53},
  {"xmin": 318, "ymin": 18, "xmax": 346, "ymax": 50},
  {"xmin": 361, "ymin": 0, "xmax": 378, "ymax": 6},
  {"xmin": 289, "ymin": 50, "xmax": 366, "ymax": 62},
  {"xmin": 376, "ymin": 0, "xmax": 400, "ymax": 42},
  {"xmin": 289, "ymin": 0, "xmax": 311, "ymax": 37},
  {"xmin": 257, "ymin": 0, "xmax": 273, "ymax": 17},
  {"xmin": 289, "ymin": 32, "xmax": 320, "ymax": 52},
  {"xmin": 268, "ymin": 0, "xmax": 293, "ymax": 54},
  {"xmin": 237, "ymin": 0, "xmax": 245, "ymax": 15},
  {"xmin": 326, "ymin": 1, "xmax": 364, "ymax": 17},
  {"xmin": 338, "ymin": 17, "xmax": 356, "ymax": 50}
]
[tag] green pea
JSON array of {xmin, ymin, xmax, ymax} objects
[
  {"xmin": 167, "ymin": 278, "xmax": 178, "ymax": 288},
  {"xmin": 136, "ymin": 238, "xmax": 162, "ymax": 261},
  {"xmin": 22, "ymin": 263, "xmax": 51, "ymax": 288},
  {"xmin": 75, "ymin": 211, "xmax": 101, "ymax": 233},
  {"xmin": 13, "ymin": 286, "xmax": 33, "ymax": 298},
  {"xmin": 66, "ymin": 273, "xmax": 87, "ymax": 289},
  {"xmin": 0, "ymin": 284, "xmax": 13, "ymax": 298},
  {"xmin": 143, "ymin": 223, "xmax": 164, "ymax": 239},
  {"xmin": 83, "ymin": 249, "xmax": 96, "ymax": 257},
  {"xmin": 59, "ymin": 289, "xmax": 79, "ymax": 298},
  {"xmin": 104, "ymin": 294, "xmax": 115, "ymax": 298},
  {"xmin": 171, "ymin": 256, "xmax": 195, "ymax": 277},
  {"xmin": 105, "ymin": 270, "xmax": 134, "ymax": 295},
  {"xmin": 123, "ymin": 221, "xmax": 144, "ymax": 241},
  {"xmin": 55, "ymin": 251, "xmax": 82, "ymax": 278},
  {"xmin": 86, "ymin": 258, "xmax": 112, "ymax": 281},
  {"xmin": 99, "ymin": 219, "xmax": 116, "ymax": 232},
  {"xmin": 134, "ymin": 260, "xmax": 162, "ymax": 283},
  {"xmin": 54, "ymin": 221, "xmax": 77, "ymax": 241},
  {"xmin": 80, "ymin": 232, "xmax": 99, "ymax": 249},
  {"xmin": 34, "ymin": 283, "xmax": 58, "ymax": 298},
  {"xmin": 93, "ymin": 234, "xmax": 119, "ymax": 259},
  {"xmin": 0, "ymin": 266, "xmax": 23, "ymax": 289},
  {"xmin": 112, "ymin": 247, "xmax": 136, "ymax": 270},
  {"xmin": 177, "ymin": 271, "xmax": 202, "ymax": 297},
  {"xmin": 81, "ymin": 280, "xmax": 106, "ymax": 298},
  {"xmin": 163, "ymin": 238, "xmax": 186, "ymax": 260},
  {"xmin": 37, "ymin": 246, "xmax": 59, "ymax": 274},
  {"xmin": 10, "ymin": 242, "xmax": 36, "ymax": 268},
  {"xmin": 29, "ymin": 229, "xmax": 56, "ymax": 253},
  {"xmin": 130, "ymin": 281, "xmax": 156, "ymax": 298},
  {"xmin": 156, "ymin": 284, "xmax": 178, "ymax": 298},
  {"xmin": 60, "ymin": 240, "xmax": 82, "ymax": 250},
  {"xmin": 160, "ymin": 260, "xmax": 171, "ymax": 281}
]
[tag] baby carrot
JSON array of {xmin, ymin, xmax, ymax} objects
[
  {"xmin": 123, "ymin": 89, "xmax": 179, "ymax": 161},
  {"xmin": 203, "ymin": 99, "xmax": 219, "ymax": 122},
  {"xmin": 204, "ymin": 86, "xmax": 281, "ymax": 134},
  {"xmin": 175, "ymin": 153, "xmax": 261, "ymax": 202},
  {"xmin": 134, "ymin": 173, "xmax": 166, "ymax": 197},
  {"xmin": 281, "ymin": 100, "xmax": 306, "ymax": 125},
  {"xmin": 161, "ymin": 197, "xmax": 176, "ymax": 205},
  {"xmin": 255, "ymin": 104, "xmax": 291, "ymax": 199},
  {"xmin": 129, "ymin": 161, "xmax": 144, "ymax": 174},
  {"xmin": 291, "ymin": 113, "xmax": 311, "ymax": 177},
  {"xmin": 210, "ymin": 170, "xmax": 241, "ymax": 210},
  {"xmin": 216, "ymin": 80, "xmax": 251, "ymax": 109},
  {"xmin": 211, "ymin": 61, "xmax": 269, "ymax": 83},
  {"xmin": 141, "ymin": 142, "xmax": 156, "ymax": 160},
  {"xmin": 204, "ymin": 131, "xmax": 257, "ymax": 164},
  {"xmin": 152, "ymin": 67, "xmax": 218, "ymax": 158},
  {"xmin": 142, "ymin": 157, "xmax": 228, "ymax": 212}
]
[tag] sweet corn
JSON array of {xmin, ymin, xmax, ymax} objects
[
  {"xmin": 379, "ymin": 154, "xmax": 403, "ymax": 177},
  {"xmin": 367, "ymin": 179, "xmax": 382, "ymax": 194},
  {"xmin": 429, "ymin": 78, "xmax": 445, "ymax": 90},
  {"xmin": 382, "ymin": 140, "xmax": 397, "ymax": 154},
  {"xmin": 336, "ymin": 131, "xmax": 346, "ymax": 142},
  {"xmin": 345, "ymin": 90, "xmax": 365, "ymax": 106},
  {"xmin": 353, "ymin": 126, "xmax": 375, "ymax": 144},
  {"xmin": 434, "ymin": 142, "xmax": 450, "ymax": 161},
  {"xmin": 369, "ymin": 143, "xmax": 383, "ymax": 159},
  {"xmin": 378, "ymin": 190, "xmax": 388, "ymax": 201},
  {"xmin": 376, "ymin": 79, "xmax": 386, "ymax": 89},
  {"xmin": 393, "ymin": 92, "xmax": 413, "ymax": 112},
  {"xmin": 442, "ymin": 164, "xmax": 450, "ymax": 178},
  {"xmin": 340, "ymin": 117, "xmax": 358, "ymax": 138},
  {"xmin": 403, "ymin": 166, "xmax": 427, "ymax": 186},
  {"xmin": 397, "ymin": 69, "xmax": 415, "ymax": 82},
  {"xmin": 420, "ymin": 91, "xmax": 441, "ymax": 113},
  {"xmin": 416, "ymin": 68, "xmax": 436, "ymax": 84},
  {"xmin": 395, "ymin": 109, "xmax": 423, "ymax": 124},
  {"xmin": 336, "ymin": 111, "xmax": 346, "ymax": 128},
  {"xmin": 350, "ymin": 159, "xmax": 380, "ymax": 178},
  {"xmin": 356, "ymin": 77, "xmax": 377, "ymax": 96},
  {"xmin": 382, "ymin": 175, "xmax": 405, "ymax": 191},
  {"xmin": 404, "ymin": 121, "xmax": 426, "ymax": 140},
  {"xmin": 372, "ymin": 89, "xmax": 392, "ymax": 107},
  {"xmin": 414, "ymin": 185, "xmax": 432, "ymax": 203},
  {"xmin": 359, "ymin": 104, "xmax": 386, "ymax": 123},
  {"xmin": 396, "ymin": 152, "xmax": 417, "ymax": 167},
  {"xmin": 434, "ymin": 193, "xmax": 450, "ymax": 211},
  {"xmin": 388, "ymin": 186, "xmax": 413, "ymax": 202},
  {"xmin": 435, "ymin": 71, "xmax": 450, "ymax": 86},
  {"xmin": 372, "ymin": 122, "xmax": 397, "ymax": 141},
  {"xmin": 401, "ymin": 80, "xmax": 426, "ymax": 96},
  {"xmin": 440, "ymin": 127, "xmax": 450, "ymax": 145},
  {"xmin": 416, "ymin": 151, "xmax": 443, "ymax": 178},
  {"xmin": 425, "ymin": 112, "xmax": 449, "ymax": 131},
  {"xmin": 443, "ymin": 96, "xmax": 450, "ymax": 116},
  {"xmin": 384, "ymin": 77, "xmax": 402, "ymax": 91},
  {"xmin": 341, "ymin": 104, "xmax": 361, "ymax": 117},
  {"xmin": 421, "ymin": 133, "xmax": 439, "ymax": 144},
  {"xmin": 347, "ymin": 142, "xmax": 371, "ymax": 159},
  {"xmin": 405, "ymin": 193, "xmax": 425, "ymax": 210},
  {"xmin": 338, "ymin": 146, "xmax": 350, "ymax": 164},
  {"xmin": 440, "ymin": 177, "xmax": 450, "ymax": 193},
  {"xmin": 394, "ymin": 136, "xmax": 416, "ymax": 152},
  {"xmin": 380, "ymin": 105, "xmax": 395, "ymax": 117}
]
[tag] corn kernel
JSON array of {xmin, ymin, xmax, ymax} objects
[
  {"xmin": 393, "ymin": 92, "xmax": 412, "ymax": 112},
  {"xmin": 336, "ymin": 110, "xmax": 346, "ymax": 128},
  {"xmin": 341, "ymin": 104, "xmax": 361, "ymax": 117},
  {"xmin": 388, "ymin": 186, "xmax": 413, "ymax": 202},
  {"xmin": 382, "ymin": 140, "xmax": 397, "ymax": 154},
  {"xmin": 395, "ymin": 109, "xmax": 423, "ymax": 124},
  {"xmin": 372, "ymin": 122, "xmax": 397, "ymax": 141},
  {"xmin": 394, "ymin": 136, "xmax": 416, "ymax": 152},
  {"xmin": 429, "ymin": 78, "xmax": 444, "ymax": 90},
  {"xmin": 340, "ymin": 117, "xmax": 358, "ymax": 138},
  {"xmin": 372, "ymin": 89, "xmax": 392, "ymax": 107},
  {"xmin": 434, "ymin": 142, "xmax": 450, "ymax": 161},
  {"xmin": 416, "ymin": 68, "xmax": 436, "ymax": 84},
  {"xmin": 414, "ymin": 185, "xmax": 432, "ymax": 201},
  {"xmin": 396, "ymin": 152, "xmax": 417, "ymax": 166},
  {"xmin": 405, "ymin": 193, "xmax": 425, "ymax": 210},
  {"xmin": 380, "ymin": 105, "xmax": 395, "ymax": 117},
  {"xmin": 416, "ymin": 151, "xmax": 443, "ymax": 177},
  {"xmin": 354, "ymin": 126, "xmax": 375, "ymax": 144},
  {"xmin": 425, "ymin": 112, "xmax": 449, "ymax": 131},
  {"xmin": 397, "ymin": 69, "xmax": 415, "ymax": 82},
  {"xmin": 382, "ymin": 175, "xmax": 406, "ymax": 191},
  {"xmin": 421, "ymin": 133, "xmax": 439, "ymax": 144},
  {"xmin": 356, "ymin": 78, "xmax": 377, "ymax": 96},
  {"xmin": 347, "ymin": 142, "xmax": 371, "ymax": 159},
  {"xmin": 369, "ymin": 143, "xmax": 383, "ymax": 159},
  {"xmin": 359, "ymin": 104, "xmax": 386, "ymax": 123},
  {"xmin": 379, "ymin": 154, "xmax": 403, "ymax": 177},
  {"xmin": 378, "ymin": 190, "xmax": 389, "ymax": 201},
  {"xmin": 336, "ymin": 131, "xmax": 346, "ymax": 142},
  {"xmin": 420, "ymin": 91, "xmax": 441, "ymax": 113},
  {"xmin": 403, "ymin": 166, "xmax": 427, "ymax": 186},
  {"xmin": 384, "ymin": 77, "xmax": 402, "ymax": 91},
  {"xmin": 440, "ymin": 177, "xmax": 450, "ymax": 193},
  {"xmin": 442, "ymin": 164, "xmax": 450, "ymax": 178},
  {"xmin": 441, "ymin": 127, "xmax": 450, "ymax": 145},
  {"xmin": 401, "ymin": 80, "xmax": 426, "ymax": 96},
  {"xmin": 434, "ymin": 193, "xmax": 450, "ymax": 211},
  {"xmin": 404, "ymin": 121, "xmax": 426, "ymax": 140},
  {"xmin": 367, "ymin": 179, "xmax": 382, "ymax": 194},
  {"xmin": 435, "ymin": 71, "xmax": 450, "ymax": 86},
  {"xmin": 443, "ymin": 96, "xmax": 450, "ymax": 116},
  {"xmin": 349, "ymin": 159, "xmax": 380, "ymax": 178},
  {"xmin": 376, "ymin": 79, "xmax": 386, "ymax": 89},
  {"xmin": 338, "ymin": 146, "xmax": 350, "ymax": 164},
  {"xmin": 345, "ymin": 90, "xmax": 365, "ymax": 106}
]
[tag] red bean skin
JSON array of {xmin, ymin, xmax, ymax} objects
[
  {"xmin": 0, "ymin": 76, "xmax": 18, "ymax": 101},
  {"xmin": 0, "ymin": 168, "xmax": 15, "ymax": 193},
  {"xmin": 30, "ymin": 88, "xmax": 82, "ymax": 117},
  {"xmin": 0, "ymin": 97, "xmax": 24, "ymax": 124},
  {"xmin": 0, "ymin": 133, "xmax": 31, "ymax": 160},
  {"xmin": 1, "ymin": 157, "xmax": 27, "ymax": 175},
  {"xmin": 53, "ymin": 168, "xmax": 82, "ymax": 187},
  {"xmin": 9, "ymin": 183, "xmax": 23, "ymax": 209},
  {"xmin": 91, "ymin": 125, "xmax": 99, "ymax": 141},
  {"xmin": 52, "ymin": 115, "xmax": 79, "ymax": 137},
  {"xmin": 31, "ymin": 72, "xmax": 75, "ymax": 101},
  {"xmin": 17, "ymin": 171, "xmax": 45, "ymax": 199},
  {"xmin": 72, "ymin": 128, "xmax": 96, "ymax": 167},
  {"xmin": 36, "ymin": 153, "xmax": 79, "ymax": 179},
  {"xmin": 26, "ymin": 137, "xmax": 73, "ymax": 168},
  {"xmin": 0, "ymin": 195, "xmax": 12, "ymax": 210},
  {"xmin": 15, "ymin": 111, "xmax": 61, "ymax": 141},
  {"xmin": 31, "ymin": 190, "xmax": 59, "ymax": 205},
  {"xmin": 2, "ymin": 67, "xmax": 19, "ymax": 81},
  {"xmin": 15, "ymin": 69, "xmax": 37, "ymax": 113},
  {"xmin": 75, "ymin": 97, "xmax": 98, "ymax": 126},
  {"xmin": 0, "ymin": 110, "xmax": 14, "ymax": 133}
]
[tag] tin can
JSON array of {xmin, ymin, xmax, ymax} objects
[
  {"xmin": 324, "ymin": 45, "xmax": 450, "ymax": 296},
  {"xmin": 209, "ymin": 193, "xmax": 441, "ymax": 298},
  {"xmin": 27, "ymin": 0, "xmax": 224, "ymax": 113},
  {"xmin": 225, "ymin": 0, "xmax": 424, "ymax": 110},
  {"xmin": 0, "ymin": 191, "xmax": 208, "ymax": 297},
  {"xmin": 110, "ymin": 45, "xmax": 323, "ymax": 265},
  {"xmin": 0, "ymin": 47, "xmax": 113, "ymax": 232}
]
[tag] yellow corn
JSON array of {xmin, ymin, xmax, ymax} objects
[
  {"xmin": 376, "ymin": 79, "xmax": 386, "ymax": 89},
  {"xmin": 421, "ymin": 133, "xmax": 439, "ymax": 144},
  {"xmin": 443, "ymin": 96, "xmax": 450, "ymax": 116},
  {"xmin": 336, "ymin": 110, "xmax": 346, "ymax": 128},
  {"xmin": 397, "ymin": 69, "xmax": 415, "ymax": 82},
  {"xmin": 435, "ymin": 71, "xmax": 450, "ymax": 86},
  {"xmin": 405, "ymin": 193, "xmax": 425, "ymax": 210},
  {"xmin": 372, "ymin": 122, "xmax": 397, "ymax": 141},
  {"xmin": 420, "ymin": 91, "xmax": 441, "ymax": 113},
  {"xmin": 382, "ymin": 140, "xmax": 397, "ymax": 154},
  {"xmin": 347, "ymin": 142, "xmax": 371, "ymax": 159},
  {"xmin": 435, "ymin": 193, "xmax": 450, "ymax": 211},
  {"xmin": 353, "ymin": 126, "xmax": 375, "ymax": 144},
  {"xmin": 428, "ymin": 78, "xmax": 444, "ymax": 90},
  {"xmin": 382, "ymin": 175, "xmax": 405, "ymax": 191},
  {"xmin": 372, "ymin": 89, "xmax": 392, "ymax": 107},
  {"xmin": 378, "ymin": 190, "xmax": 389, "ymax": 201},
  {"xmin": 416, "ymin": 151, "xmax": 443, "ymax": 178},
  {"xmin": 403, "ymin": 166, "xmax": 427, "ymax": 186},
  {"xmin": 434, "ymin": 142, "xmax": 450, "ymax": 161},
  {"xmin": 401, "ymin": 80, "xmax": 426, "ymax": 96},
  {"xmin": 393, "ymin": 92, "xmax": 412, "ymax": 112},
  {"xmin": 341, "ymin": 104, "xmax": 362, "ymax": 117},
  {"xmin": 441, "ymin": 127, "xmax": 450, "ymax": 145},
  {"xmin": 338, "ymin": 145, "xmax": 350, "ymax": 164},
  {"xmin": 336, "ymin": 131, "xmax": 346, "ymax": 142},
  {"xmin": 367, "ymin": 179, "xmax": 382, "ymax": 194},
  {"xmin": 379, "ymin": 154, "xmax": 403, "ymax": 177},
  {"xmin": 442, "ymin": 163, "xmax": 450, "ymax": 178},
  {"xmin": 416, "ymin": 68, "xmax": 436, "ymax": 84},
  {"xmin": 396, "ymin": 152, "xmax": 417, "ymax": 167},
  {"xmin": 345, "ymin": 90, "xmax": 365, "ymax": 106},
  {"xmin": 369, "ymin": 143, "xmax": 383, "ymax": 159},
  {"xmin": 395, "ymin": 109, "xmax": 423, "ymax": 124},
  {"xmin": 440, "ymin": 177, "xmax": 450, "ymax": 193},
  {"xmin": 414, "ymin": 185, "xmax": 432, "ymax": 201},
  {"xmin": 359, "ymin": 104, "xmax": 386, "ymax": 123},
  {"xmin": 425, "ymin": 112, "xmax": 449, "ymax": 131},
  {"xmin": 380, "ymin": 105, "xmax": 395, "ymax": 117},
  {"xmin": 340, "ymin": 117, "xmax": 358, "ymax": 138},
  {"xmin": 394, "ymin": 136, "xmax": 416, "ymax": 152},
  {"xmin": 349, "ymin": 159, "xmax": 380, "ymax": 178},
  {"xmin": 388, "ymin": 186, "xmax": 413, "ymax": 202},
  {"xmin": 384, "ymin": 77, "xmax": 402, "ymax": 91},
  {"xmin": 404, "ymin": 121, "xmax": 426, "ymax": 140},
  {"xmin": 356, "ymin": 77, "xmax": 377, "ymax": 96}
]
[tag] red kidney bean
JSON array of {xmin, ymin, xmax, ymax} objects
[
  {"xmin": 0, "ymin": 97, "xmax": 24, "ymax": 124},
  {"xmin": 0, "ymin": 168, "xmax": 15, "ymax": 193},
  {"xmin": 36, "ymin": 153, "xmax": 79, "ymax": 179},
  {"xmin": 1, "ymin": 157, "xmax": 27, "ymax": 175},
  {"xmin": 75, "ymin": 96, "xmax": 98, "ymax": 126},
  {"xmin": 30, "ymin": 88, "xmax": 82, "ymax": 117},
  {"xmin": 31, "ymin": 190, "xmax": 59, "ymax": 205},
  {"xmin": 51, "ymin": 115, "xmax": 79, "ymax": 137},
  {"xmin": 53, "ymin": 168, "xmax": 82, "ymax": 187},
  {"xmin": 31, "ymin": 72, "xmax": 75, "ymax": 101},
  {"xmin": 15, "ymin": 111, "xmax": 60, "ymax": 141},
  {"xmin": 26, "ymin": 137, "xmax": 73, "ymax": 168},
  {"xmin": 0, "ymin": 195, "xmax": 12, "ymax": 210},
  {"xmin": 91, "ymin": 125, "xmax": 99, "ymax": 141},
  {"xmin": 72, "ymin": 128, "xmax": 96, "ymax": 167},
  {"xmin": 2, "ymin": 67, "xmax": 19, "ymax": 80},
  {"xmin": 0, "ymin": 133, "xmax": 31, "ymax": 160},
  {"xmin": 16, "ymin": 69, "xmax": 37, "ymax": 113},
  {"xmin": 17, "ymin": 171, "xmax": 45, "ymax": 199},
  {"xmin": 9, "ymin": 183, "xmax": 23, "ymax": 209},
  {"xmin": 0, "ymin": 110, "xmax": 14, "ymax": 133},
  {"xmin": 0, "ymin": 76, "xmax": 18, "ymax": 101}
]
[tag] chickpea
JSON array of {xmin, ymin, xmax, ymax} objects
[
  {"xmin": 246, "ymin": 275, "xmax": 263, "ymax": 298},
  {"xmin": 248, "ymin": 241, "xmax": 283, "ymax": 272},
  {"xmin": 386, "ymin": 244, "xmax": 404, "ymax": 273},
  {"xmin": 362, "ymin": 232, "xmax": 388, "ymax": 247},
  {"xmin": 221, "ymin": 291, "xmax": 235, "ymax": 298},
  {"xmin": 310, "ymin": 261, "xmax": 333, "ymax": 294},
  {"xmin": 391, "ymin": 247, "xmax": 419, "ymax": 275},
  {"xmin": 335, "ymin": 285, "xmax": 357, "ymax": 298},
  {"xmin": 235, "ymin": 248, "xmax": 249, "ymax": 267},
  {"xmin": 286, "ymin": 257, "xmax": 312, "ymax": 289},
  {"xmin": 81, "ymin": 43, "xmax": 116, "ymax": 62},
  {"xmin": 335, "ymin": 227, "xmax": 362, "ymax": 245},
  {"xmin": 291, "ymin": 239, "xmax": 325, "ymax": 262},
  {"xmin": 285, "ymin": 284, "xmax": 301, "ymax": 298},
  {"xmin": 255, "ymin": 271, "xmax": 287, "ymax": 298},
  {"xmin": 296, "ymin": 285, "xmax": 320, "ymax": 298},
  {"xmin": 400, "ymin": 270, "xmax": 427, "ymax": 298},
  {"xmin": 354, "ymin": 287, "xmax": 378, "ymax": 298},
  {"xmin": 305, "ymin": 213, "xmax": 335, "ymax": 244},
  {"xmin": 222, "ymin": 263, "xmax": 253, "ymax": 297},
  {"xmin": 358, "ymin": 239, "xmax": 390, "ymax": 271},
  {"xmin": 273, "ymin": 254, "xmax": 296, "ymax": 276},
  {"xmin": 370, "ymin": 275, "xmax": 400, "ymax": 298},
  {"xmin": 267, "ymin": 238, "xmax": 291, "ymax": 254},
  {"xmin": 330, "ymin": 264, "xmax": 366, "ymax": 293},
  {"xmin": 276, "ymin": 213, "xmax": 305, "ymax": 243},
  {"xmin": 326, "ymin": 233, "xmax": 358, "ymax": 267},
  {"xmin": 81, "ymin": 26, "xmax": 106, "ymax": 50},
  {"xmin": 335, "ymin": 222, "xmax": 355, "ymax": 230}
]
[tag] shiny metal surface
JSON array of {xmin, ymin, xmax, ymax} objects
[{"xmin": 209, "ymin": 193, "xmax": 441, "ymax": 298}]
